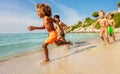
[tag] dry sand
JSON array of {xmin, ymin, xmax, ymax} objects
[{"xmin": 0, "ymin": 33, "xmax": 120, "ymax": 74}]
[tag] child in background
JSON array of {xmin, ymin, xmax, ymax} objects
[
  {"xmin": 54, "ymin": 15, "xmax": 73, "ymax": 48},
  {"xmin": 54, "ymin": 15, "xmax": 67, "ymax": 42},
  {"xmin": 93, "ymin": 10, "xmax": 110, "ymax": 45},
  {"xmin": 107, "ymin": 13, "xmax": 116, "ymax": 42}
]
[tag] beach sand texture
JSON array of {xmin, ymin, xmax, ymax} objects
[{"xmin": 0, "ymin": 34, "xmax": 120, "ymax": 74}]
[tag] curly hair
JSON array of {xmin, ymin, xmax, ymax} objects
[{"xmin": 36, "ymin": 3, "xmax": 52, "ymax": 16}]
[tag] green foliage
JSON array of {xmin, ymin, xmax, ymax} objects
[
  {"xmin": 84, "ymin": 17, "xmax": 91, "ymax": 23},
  {"xmin": 114, "ymin": 13, "xmax": 120, "ymax": 28},
  {"xmin": 71, "ymin": 24, "xmax": 78, "ymax": 31},
  {"xmin": 96, "ymin": 23, "xmax": 100, "ymax": 29},
  {"xmin": 69, "ymin": 21, "xmax": 83, "ymax": 31},
  {"xmin": 118, "ymin": 2, "xmax": 120, "ymax": 7},
  {"xmin": 77, "ymin": 21, "xmax": 82, "ymax": 25},
  {"xmin": 83, "ymin": 17, "xmax": 95, "ymax": 27},
  {"xmin": 93, "ymin": 13, "xmax": 120, "ymax": 29},
  {"xmin": 68, "ymin": 12, "xmax": 120, "ymax": 31},
  {"xmin": 92, "ymin": 12, "xmax": 99, "ymax": 18}
]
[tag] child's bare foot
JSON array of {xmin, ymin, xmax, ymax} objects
[
  {"xmin": 101, "ymin": 41, "xmax": 105, "ymax": 45},
  {"xmin": 40, "ymin": 59, "xmax": 50, "ymax": 65},
  {"xmin": 106, "ymin": 41, "xmax": 110, "ymax": 46},
  {"xmin": 64, "ymin": 45, "xmax": 69, "ymax": 49},
  {"xmin": 106, "ymin": 43, "xmax": 110, "ymax": 46}
]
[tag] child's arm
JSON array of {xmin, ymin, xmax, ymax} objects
[
  {"xmin": 28, "ymin": 25, "xmax": 45, "ymax": 31},
  {"xmin": 61, "ymin": 22, "xmax": 67, "ymax": 28},
  {"xmin": 59, "ymin": 22, "xmax": 67, "ymax": 30},
  {"xmin": 61, "ymin": 22, "xmax": 68, "ymax": 33},
  {"xmin": 105, "ymin": 18, "xmax": 109, "ymax": 26},
  {"xmin": 55, "ymin": 22, "xmax": 62, "ymax": 33},
  {"xmin": 112, "ymin": 20, "xmax": 115, "ymax": 28},
  {"xmin": 55, "ymin": 26, "xmax": 57, "ymax": 30},
  {"xmin": 92, "ymin": 20, "xmax": 99, "ymax": 31}
]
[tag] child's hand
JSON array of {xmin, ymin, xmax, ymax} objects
[{"xmin": 28, "ymin": 26, "xmax": 36, "ymax": 31}]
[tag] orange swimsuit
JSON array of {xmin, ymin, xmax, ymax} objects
[{"xmin": 45, "ymin": 31, "xmax": 58, "ymax": 44}]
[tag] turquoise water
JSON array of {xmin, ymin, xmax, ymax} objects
[{"xmin": 0, "ymin": 33, "xmax": 98, "ymax": 61}]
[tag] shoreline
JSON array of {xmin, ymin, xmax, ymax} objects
[
  {"xmin": 0, "ymin": 32, "xmax": 119, "ymax": 63},
  {"xmin": 68, "ymin": 28, "xmax": 120, "ymax": 33},
  {"xmin": 0, "ymin": 33, "xmax": 98, "ymax": 63},
  {"xmin": 0, "ymin": 33, "xmax": 120, "ymax": 74},
  {"xmin": 0, "ymin": 45, "xmax": 57, "ymax": 63},
  {"xmin": 0, "ymin": 50, "xmax": 38, "ymax": 63},
  {"xmin": 70, "ymin": 31, "xmax": 120, "ymax": 33}
]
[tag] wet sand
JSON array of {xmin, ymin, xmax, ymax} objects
[{"xmin": 0, "ymin": 33, "xmax": 120, "ymax": 74}]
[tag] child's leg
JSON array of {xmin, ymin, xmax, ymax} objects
[
  {"xmin": 60, "ymin": 36, "xmax": 66, "ymax": 43},
  {"xmin": 60, "ymin": 34, "xmax": 72, "ymax": 45},
  {"xmin": 57, "ymin": 35, "xmax": 63, "ymax": 42},
  {"xmin": 60, "ymin": 41, "xmax": 73, "ymax": 45},
  {"xmin": 105, "ymin": 30, "xmax": 110, "ymax": 44},
  {"xmin": 100, "ymin": 30, "xmax": 105, "ymax": 44},
  {"xmin": 41, "ymin": 43, "xmax": 49, "ymax": 64},
  {"xmin": 109, "ymin": 34, "xmax": 112, "ymax": 37},
  {"xmin": 56, "ymin": 34, "xmax": 68, "ymax": 45},
  {"xmin": 55, "ymin": 40, "xmax": 72, "ymax": 46},
  {"xmin": 112, "ymin": 34, "xmax": 116, "ymax": 42},
  {"xmin": 62, "ymin": 36, "xmax": 66, "ymax": 42},
  {"xmin": 54, "ymin": 41, "xmax": 61, "ymax": 46}
]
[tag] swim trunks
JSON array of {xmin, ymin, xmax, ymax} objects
[
  {"xmin": 108, "ymin": 26, "xmax": 114, "ymax": 34},
  {"xmin": 45, "ymin": 31, "xmax": 58, "ymax": 44}
]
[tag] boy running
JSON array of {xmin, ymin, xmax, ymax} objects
[{"xmin": 107, "ymin": 13, "xmax": 116, "ymax": 42}]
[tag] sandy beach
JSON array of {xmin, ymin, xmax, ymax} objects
[{"xmin": 0, "ymin": 33, "xmax": 120, "ymax": 74}]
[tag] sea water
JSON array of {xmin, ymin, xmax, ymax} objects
[{"xmin": 0, "ymin": 33, "xmax": 98, "ymax": 61}]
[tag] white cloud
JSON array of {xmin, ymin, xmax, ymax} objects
[
  {"xmin": 50, "ymin": 0, "xmax": 81, "ymax": 25},
  {"xmin": 0, "ymin": 0, "xmax": 43, "ymax": 33},
  {"xmin": 0, "ymin": 0, "xmax": 82, "ymax": 33},
  {"xmin": 59, "ymin": 4, "xmax": 81, "ymax": 25},
  {"xmin": 0, "ymin": 13, "xmax": 43, "ymax": 33},
  {"xmin": 0, "ymin": 14, "xmax": 42, "ymax": 25}
]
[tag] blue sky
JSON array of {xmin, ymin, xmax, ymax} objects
[{"xmin": 0, "ymin": 0, "xmax": 119, "ymax": 33}]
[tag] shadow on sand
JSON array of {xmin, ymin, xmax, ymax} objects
[
  {"xmin": 69, "ymin": 41, "xmax": 91, "ymax": 49},
  {"xmin": 51, "ymin": 41, "xmax": 97, "ymax": 62}
]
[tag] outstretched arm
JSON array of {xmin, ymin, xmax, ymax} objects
[
  {"xmin": 28, "ymin": 25, "xmax": 45, "ymax": 31},
  {"xmin": 61, "ymin": 22, "xmax": 68, "ymax": 33},
  {"xmin": 61, "ymin": 22, "xmax": 67, "ymax": 28},
  {"xmin": 56, "ymin": 22, "xmax": 61, "ymax": 32},
  {"xmin": 92, "ymin": 20, "xmax": 99, "ymax": 30}
]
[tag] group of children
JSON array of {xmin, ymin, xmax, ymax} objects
[
  {"xmin": 93, "ymin": 10, "xmax": 116, "ymax": 45},
  {"xmin": 28, "ymin": 3, "xmax": 72, "ymax": 64},
  {"xmin": 28, "ymin": 3, "xmax": 116, "ymax": 64}
]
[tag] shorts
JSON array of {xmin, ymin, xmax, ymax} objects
[
  {"xmin": 108, "ymin": 26, "xmax": 114, "ymax": 34},
  {"xmin": 45, "ymin": 31, "xmax": 58, "ymax": 44}
]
